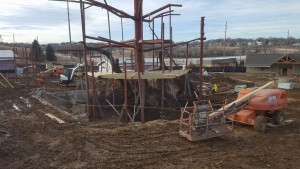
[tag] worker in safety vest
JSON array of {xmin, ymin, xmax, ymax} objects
[{"xmin": 213, "ymin": 84, "xmax": 218, "ymax": 92}]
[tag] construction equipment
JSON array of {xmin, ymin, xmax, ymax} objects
[
  {"xmin": 53, "ymin": 66, "xmax": 63, "ymax": 76},
  {"xmin": 227, "ymin": 87, "xmax": 287, "ymax": 132},
  {"xmin": 60, "ymin": 63, "xmax": 84, "ymax": 84},
  {"xmin": 36, "ymin": 66, "xmax": 63, "ymax": 84},
  {"xmin": 179, "ymin": 81, "xmax": 276, "ymax": 141},
  {"xmin": 179, "ymin": 100, "xmax": 234, "ymax": 141},
  {"xmin": 97, "ymin": 59, "xmax": 112, "ymax": 73}
]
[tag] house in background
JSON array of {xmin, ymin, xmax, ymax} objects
[
  {"xmin": 0, "ymin": 50, "xmax": 15, "ymax": 74},
  {"xmin": 245, "ymin": 54, "xmax": 300, "ymax": 76}
]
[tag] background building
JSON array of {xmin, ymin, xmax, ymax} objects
[
  {"xmin": 245, "ymin": 54, "xmax": 300, "ymax": 76},
  {"xmin": 0, "ymin": 50, "xmax": 15, "ymax": 73}
]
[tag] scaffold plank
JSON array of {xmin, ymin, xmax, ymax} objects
[{"xmin": 88, "ymin": 69, "xmax": 189, "ymax": 79}]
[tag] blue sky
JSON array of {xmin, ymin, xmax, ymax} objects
[{"xmin": 0, "ymin": 0, "xmax": 299, "ymax": 44}]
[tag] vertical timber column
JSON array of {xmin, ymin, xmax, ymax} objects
[
  {"xmin": 184, "ymin": 42, "xmax": 189, "ymax": 95},
  {"xmin": 199, "ymin": 17, "xmax": 205, "ymax": 102},
  {"xmin": 13, "ymin": 34, "xmax": 17, "ymax": 82},
  {"xmin": 91, "ymin": 61, "xmax": 97, "ymax": 121},
  {"xmin": 121, "ymin": 17, "xmax": 125, "ymax": 65},
  {"xmin": 67, "ymin": 0, "xmax": 73, "ymax": 62},
  {"xmin": 80, "ymin": 0, "xmax": 91, "ymax": 119},
  {"xmin": 134, "ymin": 0, "xmax": 145, "ymax": 123},
  {"xmin": 152, "ymin": 20, "xmax": 155, "ymax": 70},
  {"xmin": 169, "ymin": 6, "xmax": 172, "ymax": 72},
  {"xmin": 124, "ymin": 62, "xmax": 128, "ymax": 123},
  {"xmin": 25, "ymin": 48, "xmax": 29, "ymax": 86},
  {"xmin": 13, "ymin": 47, "xmax": 17, "ymax": 82},
  {"xmin": 161, "ymin": 22, "xmax": 165, "ymax": 116}
]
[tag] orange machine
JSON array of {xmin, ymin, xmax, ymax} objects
[
  {"xmin": 35, "ymin": 66, "xmax": 63, "ymax": 84},
  {"xmin": 179, "ymin": 82, "xmax": 285, "ymax": 141},
  {"xmin": 53, "ymin": 66, "xmax": 63, "ymax": 76},
  {"xmin": 227, "ymin": 88, "xmax": 287, "ymax": 132}
]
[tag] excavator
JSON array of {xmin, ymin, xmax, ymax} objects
[
  {"xmin": 179, "ymin": 81, "xmax": 288, "ymax": 141},
  {"xmin": 36, "ymin": 66, "xmax": 63, "ymax": 84},
  {"xmin": 59, "ymin": 63, "xmax": 84, "ymax": 84}
]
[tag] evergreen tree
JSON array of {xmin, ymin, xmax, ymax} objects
[
  {"xmin": 30, "ymin": 39, "xmax": 44, "ymax": 61},
  {"xmin": 45, "ymin": 44, "xmax": 57, "ymax": 61}
]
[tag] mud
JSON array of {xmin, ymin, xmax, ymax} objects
[{"xmin": 0, "ymin": 74, "xmax": 300, "ymax": 169}]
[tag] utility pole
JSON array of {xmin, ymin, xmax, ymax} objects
[
  {"xmin": 199, "ymin": 17, "xmax": 205, "ymax": 102},
  {"xmin": 67, "ymin": 0, "xmax": 73, "ymax": 62},
  {"xmin": 223, "ymin": 21, "xmax": 227, "ymax": 56}
]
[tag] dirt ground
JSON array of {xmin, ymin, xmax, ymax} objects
[{"xmin": 0, "ymin": 74, "xmax": 300, "ymax": 169}]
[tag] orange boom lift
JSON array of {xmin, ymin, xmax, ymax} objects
[
  {"xmin": 179, "ymin": 81, "xmax": 287, "ymax": 141},
  {"xmin": 227, "ymin": 88, "xmax": 287, "ymax": 132}
]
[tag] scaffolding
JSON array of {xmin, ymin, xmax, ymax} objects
[{"xmin": 53, "ymin": 0, "xmax": 206, "ymax": 123}]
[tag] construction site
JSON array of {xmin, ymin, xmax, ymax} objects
[{"xmin": 1, "ymin": 0, "xmax": 300, "ymax": 168}]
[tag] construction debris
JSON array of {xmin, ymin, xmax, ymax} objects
[
  {"xmin": 0, "ymin": 73, "xmax": 14, "ymax": 88},
  {"xmin": 45, "ymin": 113, "xmax": 66, "ymax": 124}
]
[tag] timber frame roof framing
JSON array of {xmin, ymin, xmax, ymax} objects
[{"xmin": 276, "ymin": 55, "xmax": 297, "ymax": 63}]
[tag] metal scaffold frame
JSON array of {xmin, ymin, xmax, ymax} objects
[{"xmin": 53, "ymin": 0, "xmax": 206, "ymax": 123}]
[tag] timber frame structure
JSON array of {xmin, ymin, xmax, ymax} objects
[{"xmin": 53, "ymin": 0, "xmax": 206, "ymax": 123}]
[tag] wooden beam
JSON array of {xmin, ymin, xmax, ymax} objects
[
  {"xmin": 142, "ymin": 39, "xmax": 171, "ymax": 44},
  {"xmin": 90, "ymin": 70, "xmax": 189, "ymax": 79},
  {"xmin": 85, "ymin": 35, "xmax": 135, "ymax": 48},
  {"xmin": 45, "ymin": 113, "xmax": 65, "ymax": 124},
  {"xmin": 106, "ymin": 99, "xmax": 120, "ymax": 116},
  {"xmin": 0, "ymin": 81, "xmax": 7, "ymax": 88},
  {"xmin": 0, "ymin": 73, "xmax": 14, "ymax": 88}
]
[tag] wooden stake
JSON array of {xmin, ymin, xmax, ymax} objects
[
  {"xmin": 0, "ymin": 73, "xmax": 14, "ymax": 88},
  {"xmin": 0, "ymin": 81, "xmax": 7, "ymax": 88}
]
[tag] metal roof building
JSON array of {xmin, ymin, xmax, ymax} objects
[{"xmin": 0, "ymin": 50, "xmax": 15, "ymax": 73}]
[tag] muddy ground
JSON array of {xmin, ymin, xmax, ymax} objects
[{"xmin": 0, "ymin": 73, "xmax": 300, "ymax": 169}]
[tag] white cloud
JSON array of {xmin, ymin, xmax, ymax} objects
[{"xmin": 0, "ymin": 0, "xmax": 299, "ymax": 43}]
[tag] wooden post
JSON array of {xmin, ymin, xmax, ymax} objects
[
  {"xmin": 199, "ymin": 17, "xmax": 205, "ymax": 102},
  {"xmin": 161, "ymin": 79, "xmax": 164, "ymax": 117},
  {"xmin": 79, "ymin": 0, "xmax": 91, "ymax": 119},
  {"xmin": 13, "ymin": 47, "xmax": 17, "ymax": 82},
  {"xmin": 0, "ymin": 81, "xmax": 7, "ymax": 88},
  {"xmin": 124, "ymin": 62, "xmax": 128, "ymax": 123},
  {"xmin": 0, "ymin": 73, "xmax": 14, "ymax": 88},
  {"xmin": 134, "ymin": 0, "xmax": 144, "ymax": 123},
  {"xmin": 130, "ymin": 50, "xmax": 134, "ymax": 70},
  {"xmin": 152, "ymin": 20, "xmax": 155, "ymax": 70},
  {"xmin": 161, "ymin": 22, "xmax": 165, "ymax": 73},
  {"xmin": 25, "ymin": 48, "xmax": 29, "ymax": 86},
  {"xmin": 91, "ymin": 61, "xmax": 97, "ymax": 121},
  {"xmin": 184, "ymin": 42, "xmax": 189, "ymax": 95}
]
